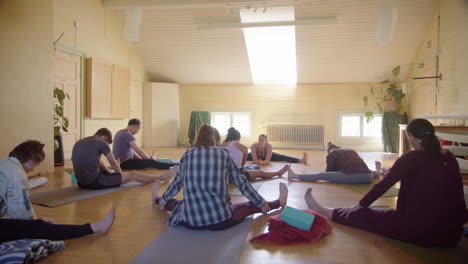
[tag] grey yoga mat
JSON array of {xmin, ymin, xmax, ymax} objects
[
  {"xmin": 130, "ymin": 217, "xmax": 253, "ymax": 264},
  {"xmin": 29, "ymin": 181, "xmax": 143, "ymax": 207},
  {"xmin": 229, "ymin": 181, "xmax": 262, "ymax": 196}
]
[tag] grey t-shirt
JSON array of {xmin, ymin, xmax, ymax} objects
[
  {"xmin": 71, "ymin": 136, "xmax": 111, "ymax": 185},
  {"xmin": 112, "ymin": 129, "xmax": 136, "ymax": 162}
]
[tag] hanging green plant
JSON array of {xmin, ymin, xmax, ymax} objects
[
  {"xmin": 54, "ymin": 87, "xmax": 70, "ymax": 150},
  {"xmin": 363, "ymin": 65, "xmax": 406, "ymax": 123}
]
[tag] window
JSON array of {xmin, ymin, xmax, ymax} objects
[
  {"xmin": 339, "ymin": 114, "xmax": 382, "ymax": 138},
  {"xmin": 240, "ymin": 7, "xmax": 297, "ymax": 84},
  {"xmin": 211, "ymin": 112, "xmax": 253, "ymax": 138}
]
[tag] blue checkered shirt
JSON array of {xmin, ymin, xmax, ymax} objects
[{"xmin": 161, "ymin": 146, "xmax": 265, "ymax": 227}]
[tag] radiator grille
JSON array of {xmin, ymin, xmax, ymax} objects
[{"xmin": 266, "ymin": 124, "xmax": 324, "ymax": 146}]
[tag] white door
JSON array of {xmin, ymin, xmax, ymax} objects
[{"xmin": 53, "ymin": 50, "xmax": 81, "ymax": 160}]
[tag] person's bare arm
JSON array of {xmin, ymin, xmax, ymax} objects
[
  {"xmin": 133, "ymin": 151, "xmax": 142, "ymax": 160},
  {"xmin": 129, "ymin": 141, "xmax": 150, "ymax": 159},
  {"xmin": 250, "ymin": 144, "xmax": 263, "ymax": 165},
  {"xmin": 105, "ymin": 153, "xmax": 122, "ymax": 173},
  {"xmin": 263, "ymin": 143, "xmax": 273, "ymax": 165},
  {"xmin": 238, "ymin": 143, "xmax": 248, "ymax": 167}
]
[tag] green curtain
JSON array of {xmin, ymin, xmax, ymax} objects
[
  {"xmin": 382, "ymin": 112, "xmax": 408, "ymax": 153},
  {"xmin": 188, "ymin": 111, "xmax": 210, "ymax": 146}
]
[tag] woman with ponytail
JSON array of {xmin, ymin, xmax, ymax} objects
[{"xmin": 302, "ymin": 118, "xmax": 468, "ymax": 247}]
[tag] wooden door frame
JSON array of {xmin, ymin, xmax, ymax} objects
[{"xmin": 54, "ymin": 45, "xmax": 85, "ymax": 138}]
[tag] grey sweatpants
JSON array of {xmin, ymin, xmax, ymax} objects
[{"xmin": 298, "ymin": 171, "xmax": 378, "ymax": 184}]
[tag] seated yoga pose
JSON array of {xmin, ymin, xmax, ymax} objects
[
  {"xmin": 303, "ymin": 119, "xmax": 468, "ymax": 247},
  {"xmin": 153, "ymin": 124, "xmax": 288, "ymax": 230},
  {"xmin": 0, "ymin": 140, "xmax": 115, "ymax": 243},
  {"xmin": 288, "ymin": 142, "xmax": 381, "ymax": 184},
  {"xmin": 222, "ymin": 127, "xmax": 289, "ymax": 181},
  {"xmin": 72, "ymin": 128, "xmax": 177, "ymax": 190},
  {"xmin": 247, "ymin": 134, "xmax": 308, "ymax": 165}
]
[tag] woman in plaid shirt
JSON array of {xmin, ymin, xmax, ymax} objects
[{"xmin": 153, "ymin": 124, "xmax": 288, "ymax": 230}]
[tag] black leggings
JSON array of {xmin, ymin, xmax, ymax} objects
[
  {"xmin": 0, "ymin": 219, "xmax": 93, "ymax": 243},
  {"xmin": 247, "ymin": 152, "xmax": 299, "ymax": 163},
  {"xmin": 120, "ymin": 159, "xmax": 176, "ymax": 170}
]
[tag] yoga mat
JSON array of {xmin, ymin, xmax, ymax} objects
[
  {"xmin": 338, "ymin": 183, "xmax": 399, "ymax": 197},
  {"xmin": 229, "ymin": 182, "xmax": 262, "ymax": 196},
  {"xmin": 30, "ymin": 181, "xmax": 143, "ymax": 207},
  {"xmin": 130, "ymin": 217, "xmax": 252, "ymax": 264}
]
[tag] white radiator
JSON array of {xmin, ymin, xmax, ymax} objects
[{"xmin": 266, "ymin": 124, "xmax": 325, "ymax": 149}]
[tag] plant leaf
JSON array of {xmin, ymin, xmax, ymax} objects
[
  {"xmin": 392, "ymin": 65, "xmax": 400, "ymax": 77},
  {"xmin": 370, "ymin": 87, "xmax": 375, "ymax": 96},
  {"xmin": 363, "ymin": 96, "xmax": 368, "ymax": 107},
  {"xmin": 365, "ymin": 112, "xmax": 374, "ymax": 123}
]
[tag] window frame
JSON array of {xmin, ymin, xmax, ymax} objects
[
  {"xmin": 338, "ymin": 113, "xmax": 383, "ymax": 139},
  {"xmin": 210, "ymin": 111, "xmax": 254, "ymax": 138}
]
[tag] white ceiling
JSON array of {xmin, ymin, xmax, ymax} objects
[{"xmin": 109, "ymin": 0, "xmax": 435, "ymax": 84}]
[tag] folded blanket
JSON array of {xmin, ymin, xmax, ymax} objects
[
  {"xmin": 251, "ymin": 209, "xmax": 332, "ymax": 245},
  {"xmin": 0, "ymin": 239, "xmax": 65, "ymax": 264}
]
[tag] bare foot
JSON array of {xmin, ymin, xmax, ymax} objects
[
  {"xmin": 152, "ymin": 180, "xmax": 160, "ymax": 204},
  {"xmin": 278, "ymin": 164, "xmax": 289, "ymax": 177},
  {"xmin": 279, "ymin": 182, "xmax": 288, "ymax": 207},
  {"xmin": 375, "ymin": 161, "xmax": 381, "ymax": 175},
  {"xmin": 287, "ymin": 165, "xmax": 299, "ymax": 181},
  {"xmin": 91, "ymin": 207, "xmax": 115, "ymax": 234},
  {"xmin": 161, "ymin": 165, "xmax": 178, "ymax": 181},
  {"xmin": 300, "ymin": 152, "xmax": 308, "ymax": 164},
  {"xmin": 304, "ymin": 188, "xmax": 333, "ymax": 219}
]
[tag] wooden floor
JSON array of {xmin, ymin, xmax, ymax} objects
[{"xmin": 29, "ymin": 148, "xmax": 468, "ymax": 264}]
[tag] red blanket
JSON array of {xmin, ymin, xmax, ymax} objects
[{"xmin": 251, "ymin": 209, "xmax": 332, "ymax": 245}]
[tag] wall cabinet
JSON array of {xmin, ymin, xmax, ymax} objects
[{"xmin": 86, "ymin": 58, "xmax": 129, "ymax": 118}]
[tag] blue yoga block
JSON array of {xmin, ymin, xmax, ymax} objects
[
  {"xmin": 157, "ymin": 158, "xmax": 172, "ymax": 163},
  {"xmin": 280, "ymin": 206, "xmax": 315, "ymax": 231},
  {"xmin": 70, "ymin": 173, "xmax": 77, "ymax": 183}
]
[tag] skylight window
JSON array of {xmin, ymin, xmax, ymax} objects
[{"xmin": 240, "ymin": 7, "xmax": 297, "ymax": 84}]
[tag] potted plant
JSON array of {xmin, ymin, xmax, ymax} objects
[
  {"xmin": 362, "ymin": 65, "xmax": 406, "ymax": 123},
  {"xmin": 53, "ymin": 87, "xmax": 70, "ymax": 166}
]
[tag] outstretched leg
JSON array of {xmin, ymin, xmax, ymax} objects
[
  {"xmin": 299, "ymin": 152, "xmax": 308, "ymax": 164},
  {"xmin": 122, "ymin": 165, "xmax": 178, "ymax": 184},
  {"xmin": 304, "ymin": 188, "xmax": 333, "ymax": 219},
  {"xmin": 232, "ymin": 182, "xmax": 288, "ymax": 219},
  {"xmin": 90, "ymin": 207, "xmax": 116, "ymax": 234},
  {"xmin": 248, "ymin": 164, "xmax": 289, "ymax": 180}
]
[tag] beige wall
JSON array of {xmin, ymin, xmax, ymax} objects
[
  {"xmin": 0, "ymin": 0, "xmax": 54, "ymax": 174},
  {"xmin": 53, "ymin": 0, "xmax": 148, "ymax": 145},
  {"xmin": 407, "ymin": 0, "xmax": 468, "ymax": 123},
  {"xmin": 179, "ymin": 83, "xmax": 383, "ymax": 151}
]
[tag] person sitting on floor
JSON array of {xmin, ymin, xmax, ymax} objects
[
  {"xmin": 152, "ymin": 124, "xmax": 288, "ymax": 230},
  {"xmin": 303, "ymin": 118, "xmax": 468, "ymax": 247},
  {"xmin": 247, "ymin": 134, "xmax": 308, "ymax": 165},
  {"xmin": 0, "ymin": 140, "xmax": 115, "ymax": 242},
  {"xmin": 287, "ymin": 142, "xmax": 381, "ymax": 184},
  {"xmin": 222, "ymin": 127, "xmax": 289, "ymax": 181},
  {"xmin": 72, "ymin": 128, "xmax": 177, "ymax": 190},
  {"xmin": 113, "ymin": 118, "xmax": 177, "ymax": 170}
]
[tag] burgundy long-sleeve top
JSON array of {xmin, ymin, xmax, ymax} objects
[{"xmin": 360, "ymin": 150, "xmax": 467, "ymax": 235}]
